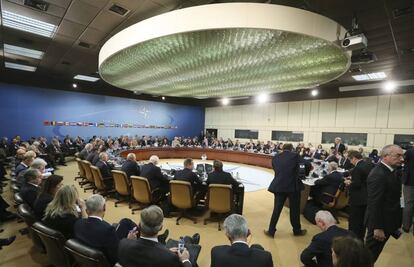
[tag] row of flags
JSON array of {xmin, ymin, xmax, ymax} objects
[{"xmin": 43, "ymin": 121, "xmax": 178, "ymax": 129}]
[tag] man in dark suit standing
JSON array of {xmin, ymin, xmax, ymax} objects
[
  {"xmin": 301, "ymin": 211, "xmax": 352, "ymax": 267},
  {"xmin": 311, "ymin": 162, "xmax": 344, "ymax": 205},
  {"xmin": 207, "ymin": 160, "xmax": 239, "ymax": 189},
  {"xmin": 265, "ymin": 143, "xmax": 307, "ymax": 237},
  {"xmin": 140, "ymin": 155, "xmax": 170, "ymax": 195},
  {"xmin": 118, "ymin": 205, "xmax": 192, "ymax": 267},
  {"xmin": 74, "ymin": 194, "xmax": 138, "ymax": 265},
  {"xmin": 95, "ymin": 152, "xmax": 114, "ymax": 189},
  {"xmin": 402, "ymin": 144, "xmax": 414, "ymax": 233},
  {"xmin": 211, "ymin": 214, "xmax": 273, "ymax": 267},
  {"xmin": 334, "ymin": 137, "xmax": 346, "ymax": 155},
  {"xmin": 174, "ymin": 158, "xmax": 206, "ymax": 201},
  {"xmin": 20, "ymin": 168, "xmax": 42, "ymax": 208},
  {"xmin": 121, "ymin": 153, "xmax": 141, "ymax": 180},
  {"xmin": 366, "ymin": 144, "xmax": 404, "ymax": 262},
  {"xmin": 344, "ymin": 150, "xmax": 374, "ymax": 240}
]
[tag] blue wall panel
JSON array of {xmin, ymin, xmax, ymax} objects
[{"xmin": 0, "ymin": 83, "xmax": 205, "ymax": 140}]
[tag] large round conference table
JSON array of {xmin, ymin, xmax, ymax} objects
[
  {"xmin": 119, "ymin": 147, "xmax": 273, "ymax": 169},
  {"xmin": 119, "ymin": 147, "xmax": 318, "ymax": 214}
]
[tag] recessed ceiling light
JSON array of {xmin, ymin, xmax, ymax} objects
[
  {"xmin": 5, "ymin": 62, "xmax": 36, "ymax": 72},
  {"xmin": 311, "ymin": 89, "xmax": 318, "ymax": 96},
  {"xmin": 1, "ymin": 10, "xmax": 58, "ymax": 38},
  {"xmin": 72, "ymin": 83, "xmax": 77, "ymax": 88},
  {"xmin": 257, "ymin": 93, "xmax": 269, "ymax": 103},
  {"xmin": 352, "ymin": 72, "xmax": 387, "ymax": 81},
  {"xmin": 4, "ymin": 44, "xmax": 44, "ymax": 59},
  {"xmin": 383, "ymin": 81, "xmax": 396, "ymax": 92},
  {"xmin": 73, "ymin": 74, "xmax": 100, "ymax": 82},
  {"xmin": 161, "ymin": 96, "xmax": 166, "ymax": 100},
  {"xmin": 221, "ymin": 98, "xmax": 229, "ymax": 105}
]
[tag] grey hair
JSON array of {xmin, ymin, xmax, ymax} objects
[
  {"xmin": 380, "ymin": 144, "xmax": 402, "ymax": 157},
  {"xmin": 127, "ymin": 153, "xmax": 136, "ymax": 160},
  {"xmin": 24, "ymin": 168, "xmax": 41, "ymax": 183},
  {"xmin": 315, "ymin": 210, "xmax": 336, "ymax": 224},
  {"xmin": 85, "ymin": 143, "xmax": 93, "ymax": 150},
  {"xmin": 140, "ymin": 205, "xmax": 163, "ymax": 236},
  {"xmin": 31, "ymin": 158, "xmax": 47, "ymax": 170},
  {"xmin": 86, "ymin": 194, "xmax": 106, "ymax": 213},
  {"xmin": 99, "ymin": 152, "xmax": 107, "ymax": 160},
  {"xmin": 149, "ymin": 155, "xmax": 159, "ymax": 165},
  {"xmin": 223, "ymin": 214, "xmax": 249, "ymax": 240},
  {"xmin": 328, "ymin": 161, "xmax": 338, "ymax": 171}
]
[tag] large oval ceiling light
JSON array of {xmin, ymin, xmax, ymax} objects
[{"xmin": 99, "ymin": 3, "xmax": 350, "ymax": 98}]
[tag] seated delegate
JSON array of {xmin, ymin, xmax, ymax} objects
[
  {"xmin": 174, "ymin": 158, "xmax": 206, "ymax": 202},
  {"xmin": 310, "ymin": 162, "xmax": 343, "ymax": 205},
  {"xmin": 33, "ymin": 174, "xmax": 63, "ymax": 220},
  {"xmin": 140, "ymin": 155, "xmax": 170, "ymax": 197},
  {"xmin": 121, "ymin": 153, "xmax": 141, "ymax": 180}
]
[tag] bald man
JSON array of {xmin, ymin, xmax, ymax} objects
[
  {"xmin": 121, "ymin": 153, "xmax": 141, "ymax": 180},
  {"xmin": 366, "ymin": 144, "xmax": 404, "ymax": 262}
]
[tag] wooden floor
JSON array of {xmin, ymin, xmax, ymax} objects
[{"xmin": 1, "ymin": 160, "xmax": 413, "ymax": 267}]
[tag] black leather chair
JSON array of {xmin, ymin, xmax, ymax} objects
[
  {"xmin": 17, "ymin": 204, "xmax": 45, "ymax": 251},
  {"xmin": 14, "ymin": 192, "xmax": 24, "ymax": 206},
  {"xmin": 31, "ymin": 222, "xmax": 72, "ymax": 267},
  {"xmin": 64, "ymin": 239, "xmax": 112, "ymax": 267}
]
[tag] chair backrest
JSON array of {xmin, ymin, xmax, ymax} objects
[
  {"xmin": 130, "ymin": 176, "xmax": 152, "ymax": 204},
  {"xmin": 17, "ymin": 203, "xmax": 37, "ymax": 226},
  {"xmin": 170, "ymin": 180, "xmax": 194, "ymax": 209},
  {"xmin": 76, "ymin": 158, "xmax": 86, "ymax": 178},
  {"xmin": 207, "ymin": 184, "xmax": 233, "ymax": 213},
  {"xmin": 90, "ymin": 166, "xmax": 105, "ymax": 190},
  {"xmin": 14, "ymin": 192, "xmax": 24, "ymax": 205},
  {"xmin": 81, "ymin": 160, "xmax": 94, "ymax": 183},
  {"xmin": 32, "ymin": 222, "xmax": 71, "ymax": 267},
  {"xmin": 112, "ymin": 170, "xmax": 130, "ymax": 196},
  {"xmin": 64, "ymin": 239, "xmax": 111, "ymax": 267}
]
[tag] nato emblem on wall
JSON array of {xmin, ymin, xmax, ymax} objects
[{"xmin": 99, "ymin": 3, "xmax": 351, "ymax": 98}]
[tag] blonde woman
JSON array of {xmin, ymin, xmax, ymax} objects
[{"xmin": 43, "ymin": 185, "xmax": 87, "ymax": 239}]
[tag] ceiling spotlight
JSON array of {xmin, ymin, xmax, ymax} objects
[
  {"xmin": 161, "ymin": 96, "xmax": 166, "ymax": 100},
  {"xmin": 72, "ymin": 83, "xmax": 77, "ymax": 88},
  {"xmin": 221, "ymin": 98, "xmax": 229, "ymax": 105},
  {"xmin": 311, "ymin": 89, "xmax": 318, "ymax": 96},
  {"xmin": 383, "ymin": 81, "xmax": 396, "ymax": 92},
  {"xmin": 257, "ymin": 93, "xmax": 269, "ymax": 103}
]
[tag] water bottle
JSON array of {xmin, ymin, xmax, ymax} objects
[
  {"xmin": 178, "ymin": 236, "xmax": 185, "ymax": 253},
  {"xmin": 236, "ymin": 172, "xmax": 240, "ymax": 180}
]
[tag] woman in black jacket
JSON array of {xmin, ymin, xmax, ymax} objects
[{"xmin": 33, "ymin": 175, "xmax": 63, "ymax": 220}]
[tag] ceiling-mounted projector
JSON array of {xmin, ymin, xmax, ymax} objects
[{"xmin": 341, "ymin": 33, "xmax": 367, "ymax": 50}]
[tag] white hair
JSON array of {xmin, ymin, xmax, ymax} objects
[
  {"xmin": 380, "ymin": 144, "xmax": 402, "ymax": 157},
  {"xmin": 127, "ymin": 153, "xmax": 136, "ymax": 160},
  {"xmin": 86, "ymin": 194, "xmax": 105, "ymax": 213},
  {"xmin": 99, "ymin": 152, "xmax": 108, "ymax": 160},
  {"xmin": 149, "ymin": 155, "xmax": 159, "ymax": 165},
  {"xmin": 315, "ymin": 210, "xmax": 336, "ymax": 224},
  {"xmin": 31, "ymin": 158, "xmax": 47, "ymax": 170},
  {"xmin": 328, "ymin": 161, "xmax": 338, "ymax": 171},
  {"xmin": 223, "ymin": 214, "xmax": 249, "ymax": 239}
]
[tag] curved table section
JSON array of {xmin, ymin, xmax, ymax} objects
[{"xmin": 119, "ymin": 148, "xmax": 272, "ymax": 169}]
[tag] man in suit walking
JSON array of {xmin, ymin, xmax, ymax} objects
[
  {"xmin": 121, "ymin": 153, "xmax": 141, "ymax": 180},
  {"xmin": 344, "ymin": 150, "xmax": 374, "ymax": 240},
  {"xmin": 301, "ymin": 211, "xmax": 353, "ymax": 267},
  {"xmin": 365, "ymin": 144, "xmax": 404, "ymax": 262},
  {"xmin": 211, "ymin": 214, "xmax": 273, "ymax": 267},
  {"xmin": 118, "ymin": 205, "xmax": 193, "ymax": 267},
  {"xmin": 265, "ymin": 143, "xmax": 307, "ymax": 237}
]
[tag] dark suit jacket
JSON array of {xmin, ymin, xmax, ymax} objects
[
  {"xmin": 336, "ymin": 143, "xmax": 346, "ymax": 154},
  {"xmin": 313, "ymin": 171, "xmax": 343, "ymax": 203},
  {"xmin": 33, "ymin": 193, "xmax": 53, "ymax": 220},
  {"xmin": 118, "ymin": 238, "xmax": 191, "ymax": 267},
  {"xmin": 349, "ymin": 160, "xmax": 374, "ymax": 206},
  {"xmin": 96, "ymin": 160, "xmax": 113, "ymax": 178},
  {"xmin": 20, "ymin": 183, "xmax": 39, "ymax": 208},
  {"xmin": 43, "ymin": 213, "xmax": 78, "ymax": 239},
  {"xmin": 15, "ymin": 162, "xmax": 29, "ymax": 176},
  {"xmin": 268, "ymin": 150, "xmax": 304, "ymax": 193},
  {"xmin": 140, "ymin": 163, "xmax": 169, "ymax": 190},
  {"xmin": 207, "ymin": 170, "xmax": 239, "ymax": 189},
  {"xmin": 211, "ymin": 242, "xmax": 273, "ymax": 267},
  {"xmin": 403, "ymin": 148, "xmax": 414, "ymax": 186},
  {"xmin": 338, "ymin": 158, "xmax": 352, "ymax": 170},
  {"xmin": 86, "ymin": 151, "xmax": 97, "ymax": 163},
  {"xmin": 74, "ymin": 217, "xmax": 119, "ymax": 265},
  {"xmin": 121, "ymin": 160, "xmax": 141, "ymax": 179},
  {"xmin": 78, "ymin": 148, "xmax": 89, "ymax": 160},
  {"xmin": 367, "ymin": 163, "xmax": 402, "ymax": 234},
  {"xmin": 175, "ymin": 168, "xmax": 203, "ymax": 191},
  {"xmin": 300, "ymin": 225, "xmax": 352, "ymax": 267}
]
